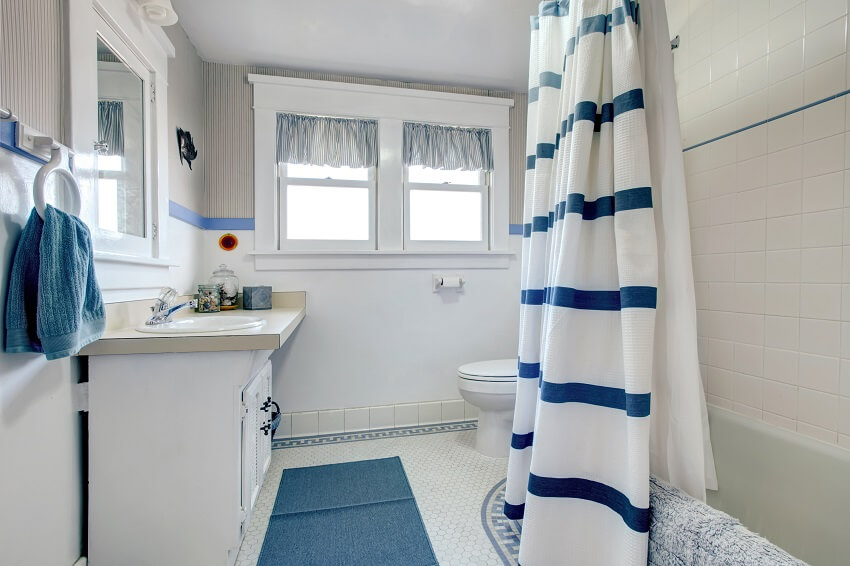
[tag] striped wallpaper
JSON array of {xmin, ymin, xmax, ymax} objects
[
  {"xmin": 203, "ymin": 63, "xmax": 529, "ymax": 224},
  {"xmin": 0, "ymin": 0, "xmax": 65, "ymax": 143}
]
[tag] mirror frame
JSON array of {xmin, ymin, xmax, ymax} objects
[{"xmin": 67, "ymin": 0, "xmax": 174, "ymax": 301}]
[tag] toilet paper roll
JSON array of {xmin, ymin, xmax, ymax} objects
[{"xmin": 440, "ymin": 276, "xmax": 464, "ymax": 288}]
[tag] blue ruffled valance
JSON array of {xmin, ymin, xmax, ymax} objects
[
  {"xmin": 403, "ymin": 122, "xmax": 493, "ymax": 171},
  {"xmin": 276, "ymin": 113, "xmax": 378, "ymax": 168}
]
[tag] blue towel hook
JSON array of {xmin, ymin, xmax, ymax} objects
[{"xmin": 32, "ymin": 136, "xmax": 81, "ymax": 220}]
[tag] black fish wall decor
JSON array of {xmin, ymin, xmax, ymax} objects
[{"xmin": 176, "ymin": 127, "xmax": 198, "ymax": 170}]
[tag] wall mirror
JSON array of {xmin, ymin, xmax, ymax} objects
[{"xmin": 93, "ymin": 18, "xmax": 153, "ymax": 256}]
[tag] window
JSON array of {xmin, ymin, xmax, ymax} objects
[
  {"xmin": 276, "ymin": 113, "xmax": 378, "ymax": 250},
  {"xmin": 279, "ymin": 163, "xmax": 376, "ymax": 249},
  {"xmin": 251, "ymin": 75, "xmax": 513, "ymax": 268},
  {"xmin": 404, "ymin": 166, "xmax": 489, "ymax": 250},
  {"xmin": 401, "ymin": 122, "xmax": 492, "ymax": 251}
]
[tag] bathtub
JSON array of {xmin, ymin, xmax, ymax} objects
[{"xmin": 706, "ymin": 406, "xmax": 850, "ymax": 565}]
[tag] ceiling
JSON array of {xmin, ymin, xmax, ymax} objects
[{"xmin": 171, "ymin": 0, "xmax": 542, "ymax": 92}]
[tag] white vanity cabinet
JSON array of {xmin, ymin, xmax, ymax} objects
[{"xmin": 87, "ymin": 349, "xmax": 276, "ymax": 566}]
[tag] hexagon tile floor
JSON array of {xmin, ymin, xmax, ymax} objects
[{"xmin": 235, "ymin": 423, "xmax": 520, "ymax": 566}]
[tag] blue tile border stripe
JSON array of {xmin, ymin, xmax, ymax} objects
[
  {"xmin": 481, "ymin": 479, "xmax": 521, "ymax": 566},
  {"xmin": 169, "ymin": 200, "xmax": 256, "ymax": 230},
  {"xmin": 0, "ymin": 121, "xmax": 71, "ymax": 166},
  {"xmin": 271, "ymin": 421, "xmax": 478, "ymax": 449},
  {"xmin": 168, "ymin": 200, "xmax": 206, "ymax": 228},
  {"xmin": 683, "ymin": 88, "xmax": 850, "ymax": 152},
  {"xmin": 0, "ymin": 121, "xmax": 47, "ymax": 164},
  {"xmin": 171, "ymin": 200, "xmax": 520, "ymax": 235}
]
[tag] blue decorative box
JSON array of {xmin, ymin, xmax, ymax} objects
[{"xmin": 242, "ymin": 286, "xmax": 272, "ymax": 310}]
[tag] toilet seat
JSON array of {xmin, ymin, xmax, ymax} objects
[{"xmin": 457, "ymin": 359, "xmax": 517, "ymax": 382}]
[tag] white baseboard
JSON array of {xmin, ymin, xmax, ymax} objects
[{"xmin": 281, "ymin": 399, "xmax": 479, "ymax": 438}]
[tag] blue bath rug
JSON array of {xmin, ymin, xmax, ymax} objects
[{"xmin": 258, "ymin": 457, "xmax": 437, "ymax": 566}]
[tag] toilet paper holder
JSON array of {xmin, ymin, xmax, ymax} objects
[{"xmin": 433, "ymin": 274, "xmax": 465, "ymax": 292}]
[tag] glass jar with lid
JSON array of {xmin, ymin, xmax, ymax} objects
[{"xmin": 210, "ymin": 264, "xmax": 239, "ymax": 310}]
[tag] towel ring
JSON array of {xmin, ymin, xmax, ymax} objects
[{"xmin": 33, "ymin": 142, "xmax": 81, "ymax": 220}]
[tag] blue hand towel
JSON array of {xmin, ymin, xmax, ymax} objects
[{"xmin": 5, "ymin": 205, "xmax": 105, "ymax": 360}]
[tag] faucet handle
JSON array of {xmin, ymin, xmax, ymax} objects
[{"xmin": 157, "ymin": 287, "xmax": 178, "ymax": 307}]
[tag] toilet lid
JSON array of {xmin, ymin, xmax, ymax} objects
[{"xmin": 457, "ymin": 359, "xmax": 517, "ymax": 381}]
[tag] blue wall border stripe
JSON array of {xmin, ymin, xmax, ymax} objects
[
  {"xmin": 171, "ymin": 201, "xmax": 522, "ymax": 234},
  {"xmin": 683, "ymin": 88, "xmax": 850, "ymax": 152},
  {"xmin": 169, "ymin": 200, "xmax": 255, "ymax": 230},
  {"xmin": 168, "ymin": 200, "xmax": 206, "ymax": 229},
  {"xmin": 204, "ymin": 216, "xmax": 255, "ymax": 230},
  {"xmin": 0, "ymin": 121, "xmax": 50, "ymax": 164}
]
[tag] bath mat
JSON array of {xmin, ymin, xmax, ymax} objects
[
  {"xmin": 258, "ymin": 457, "xmax": 437, "ymax": 566},
  {"xmin": 271, "ymin": 457, "xmax": 414, "ymax": 514}
]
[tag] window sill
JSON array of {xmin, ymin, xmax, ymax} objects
[
  {"xmin": 249, "ymin": 249, "xmax": 515, "ymax": 270},
  {"xmin": 93, "ymin": 251, "xmax": 177, "ymax": 267}
]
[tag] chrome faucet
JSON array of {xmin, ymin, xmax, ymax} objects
[{"xmin": 146, "ymin": 287, "xmax": 197, "ymax": 326}]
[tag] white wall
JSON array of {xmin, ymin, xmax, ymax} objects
[
  {"xmin": 203, "ymin": 231, "xmax": 522, "ymax": 413},
  {"xmin": 669, "ymin": 0, "xmax": 850, "ymax": 448},
  {"xmin": 164, "ymin": 24, "xmax": 205, "ymax": 214},
  {"xmin": 168, "ymin": 216, "xmax": 205, "ymax": 294},
  {"xmin": 163, "ymin": 23, "xmax": 206, "ymax": 293},
  {"xmin": 0, "ymin": 152, "xmax": 83, "ymax": 565}
]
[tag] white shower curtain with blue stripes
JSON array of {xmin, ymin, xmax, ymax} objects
[{"xmin": 506, "ymin": 1, "xmax": 657, "ymax": 563}]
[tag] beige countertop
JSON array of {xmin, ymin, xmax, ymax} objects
[{"xmin": 79, "ymin": 291, "xmax": 306, "ymax": 356}]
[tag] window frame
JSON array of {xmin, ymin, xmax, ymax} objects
[
  {"xmin": 277, "ymin": 162, "xmax": 377, "ymax": 251},
  {"xmin": 403, "ymin": 167, "xmax": 490, "ymax": 251},
  {"xmin": 250, "ymin": 74, "xmax": 514, "ymax": 270}
]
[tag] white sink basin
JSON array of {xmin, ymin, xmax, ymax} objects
[{"xmin": 136, "ymin": 315, "xmax": 265, "ymax": 334}]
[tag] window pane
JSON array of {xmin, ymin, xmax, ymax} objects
[
  {"xmin": 97, "ymin": 178, "xmax": 119, "ymax": 232},
  {"xmin": 98, "ymin": 155, "xmax": 124, "ymax": 172},
  {"xmin": 97, "ymin": 37, "xmax": 145, "ymax": 238},
  {"xmin": 287, "ymin": 185, "xmax": 370, "ymax": 240},
  {"xmin": 409, "ymin": 190, "xmax": 482, "ymax": 241},
  {"xmin": 407, "ymin": 165, "xmax": 481, "ymax": 185},
  {"xmin": 286, "ymin": 163, "xmax": 369, "ymax": 181}
]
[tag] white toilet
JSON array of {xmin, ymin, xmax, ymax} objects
[{"xmin": 456, "ymin": 359, "xmax": 518, "ymax": 458}]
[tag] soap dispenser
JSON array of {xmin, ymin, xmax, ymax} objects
[{"xmin": 210, "ymin": 264, "xmax": 239, "ymax": 310}]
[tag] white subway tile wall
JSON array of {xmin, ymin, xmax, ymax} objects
[
  {"xmin": 670, "ymin": 0, "xmax": 850, "ymax": 448},
  {"xmin": 282, "ymin": 400, "xmax": 475, "ymax": 438}
]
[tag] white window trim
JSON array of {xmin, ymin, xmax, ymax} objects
[
  {"xmin": 249, "ymin": 74, "xmax": 514, "ymax": 270},
  {"xmin": 278, "ymin": 163, "xmax": 377, "ymax": 251},
  {"xmin": 403, "ymin": 169, "xmax": 489, "ymax": 252}
]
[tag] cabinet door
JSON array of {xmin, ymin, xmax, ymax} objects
[
  {"xmin": 258, "ymin": 362, "xmax": 272, "ymax": 480},
  {"xmin": 241, "ymin": 373, "xmax": 262, "ymax": 519}
]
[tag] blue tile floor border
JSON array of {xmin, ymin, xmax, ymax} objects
[
  {"xmin": 481, "ymin": 478, "xmax": 521, "ymax": 566},
  {"xmin": 272, "ymin": 421, "xmax": 478, "ymax": 450}
]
